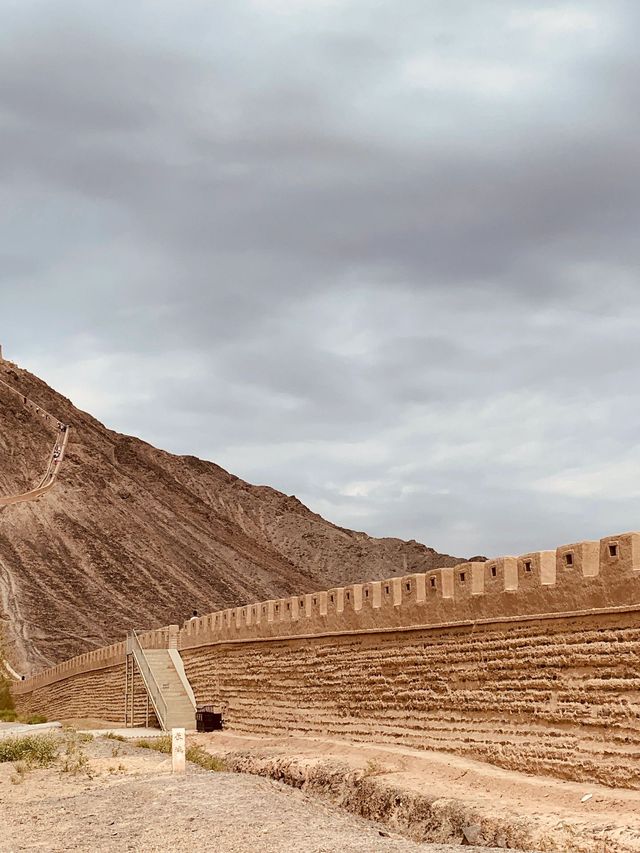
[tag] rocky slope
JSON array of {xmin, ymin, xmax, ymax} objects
[{"xmin": 0, "ymin": 359, "xmax": 463, "ymax": 673}]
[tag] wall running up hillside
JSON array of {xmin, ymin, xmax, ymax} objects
[{"xmin": 13, "ymin": 531, "xmax": 640, "ymax": 788}]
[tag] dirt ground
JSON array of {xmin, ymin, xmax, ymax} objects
[
  {"xmin": 191, "ymin": 731, "xmax": 640, "ymax": 853},
  {"xmin": 0, "ymin": 736, "xmax": 510, "ymax": 853}
]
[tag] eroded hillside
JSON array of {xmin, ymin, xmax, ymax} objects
[{"xmin": 0, "ymin": 359, "xmax": 463, "ymax": 673}]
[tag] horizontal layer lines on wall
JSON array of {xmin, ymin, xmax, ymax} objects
[{"xmin": 179, "ymin": 531, "xmax": 640, "ymax": 648}]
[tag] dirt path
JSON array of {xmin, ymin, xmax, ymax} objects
[
  {"xmin": 0, "ymin": 737, "xmax": 506, "ymax": 852},
  {"xmin": 192, "ymin": 731, "xmax": 640, "ymax": 852},
  {"xmin": 0, "ymin": 374, "xmax": 69, "ymax": 509}
]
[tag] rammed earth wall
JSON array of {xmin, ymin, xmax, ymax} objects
[
  {"xmin": 12, "ymin": 531, "xmax": 640, "ymax": 787},
  {"xmin": 181, "ymin": 611, "xmax": 640, "ymax": 789}
]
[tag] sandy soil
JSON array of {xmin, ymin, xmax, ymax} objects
[
  {"xmin": 192, "ymin": 731, "xmax": 640, "ymax": 852},
  {"xmin": 0, "ymin": 736, "xmax": 504, "ymax": 853}
]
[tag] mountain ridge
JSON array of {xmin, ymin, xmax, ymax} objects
[{"xmin": 0, "ymin": 357, "xmax": 465, "ymax": 674}]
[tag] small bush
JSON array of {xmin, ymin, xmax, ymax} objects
[
  {"xmin": 20, "ymin": 714, "xmax": 48, "ymax": 725},
  {"xmin": 0, "ymin": 709, "xmax": 17, "ymax": 722},
  {"xmin": 60, "ymin": 733, "xmax": 91, "ymax": 776},
  {"xmin": 133, "ymin": 736, "xmax": 225, "ymax": 771},
  {"xmin": 0, "ymin": 676, "xmax": 15, "ymax": 715},
  {"xmin": 134, "ymin": 736, "xmax": 171, "ymax": 753},
  {"xmin": 0, "ymin": 711, "xmax": 47, "ymax": 724},
  {"xmin": 10, "ymin": 760, "xmax": 29, "ymax": 784},
  {"xmin": 0, "ymin": 733, "xmax": 58, "ymax": 767},
  {"xmin": 104, "ymin": 733, "xmax": 126, "ymax": 742},
  {"xmin": 186, "ymin": 745, "xmax": 226, "ymax": 772},
  {"xmin": 362, "ymin": 759, "xmax": 387, "ymax": 777}
]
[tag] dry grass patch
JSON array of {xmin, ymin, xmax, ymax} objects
[
  {"xmin": 133, "ymin": 737, "xmax": 227, "ymax": 772},
  {"xmin": 0, "ymin": 733, "xmax": 59, "ymax": 767}
]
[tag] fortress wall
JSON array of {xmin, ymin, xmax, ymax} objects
[
  {"xmin": 0, "ymin": 375, "xmax": 61, "ymax": 430},
  {"xmin": 15, "ymin": 663, "xmax": 157, "ymax": 727},
  {"xmin": 180, "ymin": 609, "xmax": 640, "ymax": 789},
  {"xmin": 14, "ymin": 531, "xmax": 640, "ymax": 693},
  {"xmin": 11, "ymin": 530, "xmax": 640, "ymax": 787}
]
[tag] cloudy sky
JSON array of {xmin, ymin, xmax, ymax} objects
[{"xmin": 2, "ymin": 0, "xmax": 640, "ymax": 558}]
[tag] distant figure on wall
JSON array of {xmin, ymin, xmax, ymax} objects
[{"xmin": 189, "ymin": 610, "xmax": 198, "ymax": 621}]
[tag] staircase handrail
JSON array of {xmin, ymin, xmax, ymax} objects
[{"xmin": 127, "ymin": 630, "xmax": 169, "ymax": 730}]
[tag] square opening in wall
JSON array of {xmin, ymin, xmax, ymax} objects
[
  {"xmin": 286, "ymin": 602, "xmax": 290, "ymax": 610},
  {"xmin": 385, "ymin": 585, "xmax": 390, "ymax": 594},
  {"xmin": 346, "ymin": 592, "xmax": 351, "ymax": 601},
  {"xmin": 299, "ymin": 599, "xmax": 304, "ymax": 608},
  {"xmin": 459, "ymin": 571, "xmax": 466, "ymax": 582},
  {"xmin": 313, "ymin": 597, "xmax": 317, "ymax": 605},
  {"xmin": 430, "ymin": 577, "xmax": 436, "ymax": 588},
  {"xmin": 524, "ymin": 561, "xmax": 532, "ymax": 572},
  {"xmin": 365, "ymin": 589, "xmax": 369, "ymax": 598},
  {"xmin": 405, "ymin": 582, "xmax": 411, "ymax": 592},
  {"xmin": 609, "ymin": 543, "xmax": 618, "ymax": 557},
  {"xmin": 565, "ymin": 553, "xmax": 573, "ymax": 566},
  {"xmin": 491, "ymin": 565, "xmax": 497, "ymax": 578},
  {"xmin": 330, "ymin": 595, "xmax": 334, "ymax": 603}
]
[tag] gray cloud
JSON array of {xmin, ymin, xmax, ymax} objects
[{"xmin": 2, "ymin": 0, "xmax": 640, "ymax": 557}]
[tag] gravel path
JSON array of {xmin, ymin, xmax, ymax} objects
[{"xmin": 0, "ymin": 738, "xmax": 503, "ymax": 852}]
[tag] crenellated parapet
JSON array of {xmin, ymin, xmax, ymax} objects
[
  {"xmin": 13, "ymin": 530, "xmax": 640, "ymax": 694},
  {"xmin": 177, "ymin": 531, "xmax": 640, "ymax": 649}
]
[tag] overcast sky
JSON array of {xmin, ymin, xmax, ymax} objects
[{"xmin": 2, "ymin": 0, "xmax": 640, "ymax": 558}]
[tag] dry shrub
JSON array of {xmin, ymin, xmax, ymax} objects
[
  {"xmin": 0, "ymin": 733, "xmax": 58, "ymax": 767},
  {"xmin": 134, "ymin": 736, "xmax": 171, "ymax": 753},
  {"xmin": 186, "ymin": 745, "xmax": 226, "ymax": 772},
  {"xmin": 10, "ymin": 760, "xmax": 29, "ymax": 784},
  {"xmin": 0, "ymin": 709, "xmax": 17, "ymax": 722},
  {"xmin": 133, "ymin": 736, "xmax": 226, "ymax": 771},
  {"xmin": 60, "ymin": 732, "xmax": 91, "ymax": 776}
]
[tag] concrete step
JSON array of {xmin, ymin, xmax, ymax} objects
[{"xmin": 134, "ymin": 647, "xmax": 196, "ymax": 734}]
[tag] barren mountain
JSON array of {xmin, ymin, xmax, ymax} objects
[{"xmin": 0, "ymin": 358, "xmax": 464, "ymax": 674}]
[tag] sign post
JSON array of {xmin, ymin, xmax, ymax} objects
[{"xmin": 171, "ymin": 727, "xmax": 186, "ymax": 774}]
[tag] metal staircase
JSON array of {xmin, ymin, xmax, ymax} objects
[{"xmin": 125, "ymin": 631, "xmax": 196, "ymax": 731}]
